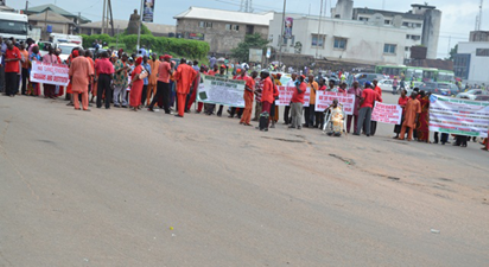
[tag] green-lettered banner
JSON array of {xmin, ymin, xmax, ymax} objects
[{"xmin": 197, "ymin": 75, "xmax": 246, "ymax": 108}]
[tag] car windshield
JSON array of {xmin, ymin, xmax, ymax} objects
[
  {"xmin": 423, "ymin": 82, "xmax": 436, "ymax": 88},
  {"xmin": 0, "ymin": 19, "xmax": 28, "ymax": 35},
  {"xmin": 438, "ymin": 83, "xmax": 450, "ymax": 89},
  {"xmin": 467, "ymin": 89, "xmax": 480, "ymax": 94},
  {"xmin": 58, "ymin": 45, "xmax": 78, "ymax": 55}
]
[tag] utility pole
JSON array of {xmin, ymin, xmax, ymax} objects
[
  {"xmin": 108, "ymin": 0, "xmax": 115, "ymax": 36},
  {"xmin": 316, "ymin": 0, "xmax": 323, "ymax": 59},
  {"xmin": 278, "ymin": 0, "xmax": 287, "ymax": 70},
  {"xmin": 136, "ymin": 0, "xmax": 144, "ymax": 51},
  {"xmin": 476, "ymin": 0, "xmax": 483, "ymax": 31},
  {"xmin": 101, "ymin": 0, "xmax": 106, "ymax": 34},
  {"xmin": 25, "ymin": 1, "xmax": 29, "ymax": 13}
]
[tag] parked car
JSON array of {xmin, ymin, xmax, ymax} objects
[
  {"xmin": 437, "ymin": 82, "xmax": 460, "ymax": 96},
  {"xmin": 475, "ymin": 95, "xmax": 489, "ymax": 101},
  {"xmin": 378, "ymin": 79, "xmax": 394, "ymax": 91},
  {"xmin": 420, "ymin": 82, "xmax": 459, "ymax": 96},
  {"xmin": 354, "ymin": 73, "xmax": 384, "ymax": 87},
  {"xmin": 456, "ymin": 89, "xmax": 487, "ymax": 100},
  {"xmin": 56, "ymin": 43, "xmax": 83, "ymax": 63}
]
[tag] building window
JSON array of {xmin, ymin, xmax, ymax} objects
[
  {"xmin": 246, "ymin": 25, "xmax": 254, "ymax": 34},
  {"xmin": 384, "ymin": 20, "xmax": 390, "ymax": 24},
  {"xmin": 311, "ymin": 34, "xmax": 325, "ymax": 47},
  {"xmin": 333, "ymin": 37, "xmax": 347, "ymax": 50},
  {"xmin": 476, "ymin": 48, "xmax": 489, "ymax": 56},
  {"xmin": 406, "ymin": 35, "xmax": 410, "ymax": 39},
  {"xmin": 225, "ymin": 24, "xmax": 239, "ymax": 31},
  {"xmin": 402, "ymin": 22, "xmax": 409, "ymax": 27},
  {"xmin": 199, "ymin": 21, "xmax": 205, "ymax": 28},
  {"xmin": 411, "ymin": 35, "xmax": 421, "ymax": 41},
  {"xmin": 415, "ymin": 23, "xmax": 422, "ymax": 27},
  {"xmin": 200, "ymin": 21, "xmax": 212, "ymax": 28},
  {"xmin": 359, "ymin": 17, "xmax": 369, "ymax": 21},
  {"xmin": 384, "ymin": 44, "xmax": 397, "ymax": 54}
]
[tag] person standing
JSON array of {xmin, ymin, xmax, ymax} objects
[
  {"xmin": 146, "ymin": 53, "xmax": 160, "ymax": 106},
  {"xmin": 19, "ymin": 44, "xmax": 29, "ymax": 95},
  {"xmin": 417, "ymin": 91, "xmax": 430, "ymax": 142},
  {"xmin": 128, "ymin": 57, "xmax": 144, "ymax": 111},
  {"xmin": 0, "ymin": 37, "xmax": 7, "ymax": 94},
  {"xmin": 259, "ymin": 71, "xmax": 274, "ymax": 131},
  {"xmin": 283, "ymin": 73, "xmax": 297, "ymax": 124},
  {"xmin": 84, "ymin": 50, "xmax": 95, "ymax": 102},
  {"xmin": 289, "ymin": 75, "xmax": 306, "ymax": 130},
  {"xmin": 42, "ymin": 46, "xmax": 60, "ymax": 98},
  {"xmin": 4, "ymin": 41, "xmax": 21, "ymax": 97},
  {"xmin": 252, "ymin": 74, "xmax": 262, "ymax": 121},
  {"xmin": 304, "ymin": 75, "xmax": 318, "ymax": 128},
  {"xmin": 398, "ymin": 91, "xmax": 421, "ymax": 141},
  {"xmin": 204, "ymin": 65, "xmax": 226, "ymax": 115},
  {"xmin": 315, "ymin": 78, "xmax": 327, "ymax": 128},
  {"xmin": 27, "ymin": 45, "xmax": 42, "ymax": 96},
  {"xmin": 186, "ymin": 60, "xmax": 201, "ymax": 113},
  {"xmin": 370, "ymin": 79, "xmax": 383, "ymax": 136},
  {"xmin": 346, "ymin": 81, "xmax": 362, "ymax": 133},
  {"xmin": 240, "ymin": 71, "xmax": 257, "ymax": 126},
  {"xmin": 95, "ymin": 52, "xmax": 115, "ymax": 109},
  {"xmin": 393, "ymin": 89, "xmax": 409, "ymax": 139},
  {"xmin": 69, "ymin": 50, "xmax": 94, "ymax": 111},
  {"xmin": 112, "ymin": 53, "xmax": 129, "ymax": 108},
  {"xmin": 149, "ymin": 54, "xmax": 173, "ymax": 113},
  {"xmin": 392, "ymin": 77, "xmax": 398, "ymax": 95},
  {"xmin": 173, "ymin": 58, "xmax": 197, "ymax": 117},
  {"xmin": 140, "ymin": 56, "xmax": 152, "ymax": 107},
  {"xmin": 354, "ymin": 82, "xmax": 382, "ymax": 136}
]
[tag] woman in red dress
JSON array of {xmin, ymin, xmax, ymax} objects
[
  {"xmin": 417, "ymin": 91, "xmax": 430, "ymax": 142},
  {"xmin": 128, "ymin": 57, "xmax": 144, "ymax": 111},
  {"xmin": 394, "ymin": 89, "xmax": 409, "ymax": 139}
]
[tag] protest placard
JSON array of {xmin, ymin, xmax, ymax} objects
[
  {"xmin": 371, "ymin": 102, "xmax": 402, "ymax": 124},
  {"xmin": 197, "ymin": 75, "xmax": 246, "ymax": 108},
  {"xmin": 314, "ymin": 91, "xmax": 355, "ymax": 115},
  {"xmin": 30, "ymin": 61, "xmax": 70, "ymax": 86},
  {"xmin": 429, "ymin": 95, "xmax": 489, "ymax": 138},
  {"xmin": 275, "ymin": 86, "xmax": 310, "ymax": 107}
]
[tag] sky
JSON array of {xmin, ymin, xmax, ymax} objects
[{"xmin": 7, "ymin": 0, "xmax": 489, "ymax": 58}]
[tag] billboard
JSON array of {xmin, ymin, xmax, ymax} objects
[
  {"xmin": 142, "ymin": 0, "xmax": 154, "ymax": 22},
  {"xmin": 248, "ymin": 48, "xmax": 262, "ymax": 63},
  {"xmin": 284, "ymin": 17, "xmax": 293, "ymax": 39}
]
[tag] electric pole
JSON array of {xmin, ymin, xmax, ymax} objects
[{"xmin": 101, "ymin": 0, "xmax": 106, "ymax": 34}]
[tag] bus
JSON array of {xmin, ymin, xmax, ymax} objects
[
  {"xmin": 436, "ymin": 70, "xmax": 455, "ymax": 83},
  {"xmin": 375, "ymin": 65, "xmax": 407, "ymax": 77},
  {"xmin": 375, "ymin": 65, "xmax": 452, "ymax": 83},
  {"xmin": 0, "ymin": 11, "xmax": 29, "ymax": 43}
]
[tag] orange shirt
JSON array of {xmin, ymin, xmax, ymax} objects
[
  {"xmin": 174, "ymin": 64, "xmax": 197, "ymax": 94},
  {"xmin": 245, "ymin": 76, "xmax": 255, "ymax": 98},
  {"xmin": 5, "ymin": 46, "xmax": 21, "ymax": 73},
  {"xmin": 374, "ymin": 85, "xmax": 382, "ymax": 99},
  {"xmin": 148, "ymin": 59, "xmax": 160, "ymax": 84},
  {"xmin": 308, "ymin": 81, "xmax": 318, "ymax": 104},
  {"xmin": 261, "ymin": 77, "xmax": 274, "ymax": 103},
  {"xmin": 403, "ymin": 98, "xmax": 421, "ymax": 128},
  {"xmin": 157, "ymin": 61, "xmax": 172, "ymax": 83},
  {"xmin": 69, "ymin": 57, "xmax": 94, "ymax": 93},
  {"xmin": 20, "ymin": 49, "xmax": 29, "ymax": 69}
]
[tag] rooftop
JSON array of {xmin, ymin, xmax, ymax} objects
[
  {"xmin": 174, "ymin": 7, "xmax": 274, "ymax": 26},
  {"xmin": 29, "ymin": 11, "xmax": 75, "ymax": 24},
  {"xmin": 80, "ymin": 19, "xmax": 175, "ymax": 34},
  {"xmin": 353, "ymin": 7, "xmax": 424, "ymax": 20},
  {"xmin": 23, "ymin": 4, "xmax": 90, "ymax": 23}
]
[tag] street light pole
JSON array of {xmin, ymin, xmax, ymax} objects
[
  {"xmin": 278, "ymin": 0, "xmax": 286, "ymax": 71},
  {"xmin": 136, "ymin": 0, "xmax": 144, "ymax": 51}
]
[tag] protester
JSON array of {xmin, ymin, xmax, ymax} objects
[
  {"xmin": 95, "ymin": 51, "xmax": 114, "ymax": 109},
  {"xmin": 398, "ymin": 91, "xmax": 421, "ymax": 141},
  {"xmin": 271, "ymin": 73, "xmax": 281, "ymax": 124},
  {"xmin": 42, "ymin": 46, "xmax": 60, "ymax": 98},
  {"xmin": 113, "ymin": 53, "xmax": 129, "ymax": 108},
  {"xmin": 326, "ymin": 99, "xmax": 344, "ymax": 137},
  {"xmin": 289, "ymin": 75, "xmax": 306, "ymax": 130},
  {"xmin": 4, "ymin": 40, "xmax": 21, "ymax": 97},
  {"xmin": 252, "ymin": 74, "xmax": 262, "ymax": 122},
  {"xmin": 173, "ymin": 58, "xmax": 197, "ymax": 118},
  {"xmin": 19, "ymin": 44, "xmax": 29, "ymax": 95},
  {"xmin": 27, "ymin": 45, "xmax": 41, "ymax": 96},
  {"xmin": 283, "ymin": 73, "xmax": 297, "ymax": 124},
  {"xmin": 204, "ymin": 65, "xmax": 226, "ymax": 116},
  {"xmin": 259, "ymin": 71, "xmax": 274, "ymax": 130},
  {"xmin": 370, "ymin": 79, "xmax": 383, "ymax": 136},
  {"xmin": 140, "ymin": 56, "xmax": 152, "ymax": 108},
  {"xmin": 417, "ymin": 91, "xmax": 430, "ymax": 142},
  {"xmin": 69, "ymin": 50, "xmax": 94, "ymax": 111},
  {"xmin": 128, "ymin": 57, "xmax": 144, "ymax": 111},
  {"xmin": 304, "ymin": 75, "xmax": 318, "ymax": 128},
  {"xmin": 354, "ymin": 82, "xmax": 382, "ymax": 136},
  {"xmin": 315, "ymin": 78, "xmax": 327, "ymax": 128},
  {"xmin": 239, "ymin": 71, "xmax": 257, "ymax": 127},
  {"xmin": 149, "ymin": 54, "xmax": 172, "ymax": 113},
  {"xmin": 85, "ymin": 50, "xmax": 95, "ymax": 101},
  {"xmin": 147, "ymin": 53, "xmax": 160, "ymax": 106},
  {"xmin": 186, "ymin": 60, "xmax": 201, "ymax": 113},
  {"xmin": 393, "ymin": 89, "xmax": 409, "ymax": 139},
  {"xmin": 346, "ymin": 81, "xmax": 362, "ymax": 133}
]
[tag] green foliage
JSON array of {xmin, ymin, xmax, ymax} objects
[
  {"xmin": 80, "ymin": 34, "xmax": 115, "ymax": 48},
  {"xmin": 447, "ymin": 44, "xmax": 458, "ymax": 61},
  {"xmin": 123, "ymin": 23, "xmax": 152, "ymax": 35},
  {"xmin": 231, "ymin": 33, "xmax": 269, "ymax": 62},
  {"xmin": 120, "ymin": 35, "xmax": 209, "ymax": 59}
]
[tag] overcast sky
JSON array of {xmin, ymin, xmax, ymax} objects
[{"xmin": 8, "ymin": 0, "xmax": 489, "ymax": 58}]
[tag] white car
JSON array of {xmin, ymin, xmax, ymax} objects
[
  {"xmin": 56, "ymin": 43, "xmax": 83, "ymax": 63},
  {"xmin": 456, "ymin": 89, "xmax": 487, "ymax": 100},
  {"xmin": 378, "ymin": 79, "xmax": 394, "ymax": 91}
]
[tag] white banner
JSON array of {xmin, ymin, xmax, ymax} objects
[
  {"xmin": 197, "ymin": 74, "xmax": 246, "ymax": 108},
  {"xmin": 429, "ymin": 95, "xmax": 489, "ymax": 138},
  {"xmin": 275, "ymin": 86, "xmax": 310, "ymax": 107},
  {"xmin": 30, "ymin": 61, "xmax": 70, "ymax": 86},
  {"xmin": 371, "ymin": 102, "xmax": 402, "ymax": 125},
  {"xmin": 315, "ymin": 91, "xmax": 355, "ymax": 115}
]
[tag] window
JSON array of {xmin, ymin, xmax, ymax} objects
[
  {"xmin": 384, "ymin": 20, "xmax": 390, "ymax": 24},
  {"xmin": 246, "ymin": 25, "xmax": 254, "ymax": 34},
  {"xmin": 402, "ymin": 22, "xmax": 409, "ymax": 27},
  {"xmin": 359, "ymin": 17, "xmax": 369, "ymax": 21},
  {"xmin": 405, "ymin": 46, "xmax": 410, "ymax": 51},
  {"xmin": 199, "ymin": 21, "xmax": 212, "ymax": 28},
  {"xmin": 384, "ymin": 44, "xmax": 397, "ymax": 54},
  {"xmin": 225, "ymin": 24, "xmax": 239, "ymax": 31},
  {"xmin": 199, "ymin": 21, "xmax": 205, "ymax": 28},
  {"xmin": 225, "ymin": 24, "xmax": 230, "ymax": 30},
  {"xmin": 333, "ymin": 37, "xmax": 347, "ymax": 50},
  {"xmin": 415, "ymin": 23, "xmax": 422, "ymax": 27},
  {"xmin": 311, "ymin": 34, "xmax": 325, "ymax": 47},
  {"xmin": 411, "ymin": 35, "xmax": 421, "ymax": 41},
  {"xmin": 406, "ymin": 35, "xmax": 410, "ymax": 39},
  {"xmin": 476, "ymin": 48, "xmax": 489, "ymax": 57}
]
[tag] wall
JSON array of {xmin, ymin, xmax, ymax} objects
[
  {"xmin": 470, "ymin": 31, "xmax": 489, "ymax": 42},
  {"xmin": 458, "ymin": 42, "xmax": 489, "ymax": 84},
  {"xmin": 270, "ymin": 13, "xmax": 406, "ymax": 65},
  {"xmin": 421, "ymin": 9, "xmax": 441, "ymax": 59}
]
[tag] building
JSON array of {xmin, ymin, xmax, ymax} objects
[
  {"xmin": 174, "ymin": 7, "xmax": 274, "ymax": 54},
  {"xmin": 270, "ymin": 12, "xmax": 410, "ymax": 66},
  {"xmin": 80, "ymin": 19, "xmax": 175, "ymax": 37},
  {"xmin": 350, "ymin": 3, "xmax": 441, "ymax": 59},
  {"xmin": 454, "ymin": 32, "xmax": 489, "ymax": 84}
]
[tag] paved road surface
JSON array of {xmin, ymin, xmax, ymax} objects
[{"xmin": 1, "ymin": 95, "xmax": 488, "ymax": 266}]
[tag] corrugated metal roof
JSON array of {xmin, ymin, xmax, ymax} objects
[
  {"xmin": 80, "ymin": 20, "xmax": 175, "ymax": 34},
  {"xmin": 29, "ymin": 11, "xmax": 74, "ymax": 24},
  {"xmin": 23, "ymin": 4, "xmax": 91, "ymax": 23},
  {"xmin": 174, "ymin": 7, "xmax": 274, "ymax": 26}
]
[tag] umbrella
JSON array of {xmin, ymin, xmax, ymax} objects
[{"xmin": 217, "ymin": 57, "xmax": 225, "ymax": 63}]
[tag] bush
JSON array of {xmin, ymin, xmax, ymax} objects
[
  {"xmin": 80, "ymin": 34, "xmax": 115, "ymax": 48},
  {"xmin": 120, "ymin": 35, "xmax": 209, "ymax": 59}
]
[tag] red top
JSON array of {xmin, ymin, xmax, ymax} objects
[
  {"xmin": 208, "ymin": 70, "xmax": 217, "ymax": 76},
  {"xmin": 319, "ymin": 85, "xmax": 327, "ymax": 91},
  {"xmin": 157, "ymin": 61, "xmax": 172, "ymax": 83},
  {"xmin": 5, "ymin": 46, "xmax": 21, "ymax": 73},
  {"xmin": 360, "ymin": 88, "xmax": 382, "ymax": 108},
  {"xmin": 95, "ymin": 58, "xmax": 115, "ymax": 75},
  {"xmin": 291, "ymin": 82, "xmax": 306, "ymax": 104},
  {"xmin": 374, "ymin": 86, "xmax": 382, "ymax": 99},
  {"xmin": 131, "ymin": 65, "xmax": 143, "ymax": 86},
  {"xmin": 261, "ymin": 77, "xmax": 274, "ymax": 103},
  {"xmin": 398, "ymin": 96, "xmax": 409, "ymax": 115}
]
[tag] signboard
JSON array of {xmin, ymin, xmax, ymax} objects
[
  {"xmin": 188, "ymin": 32, "xmax": 204, "ymax": 40},
  {"xmin": 429, "ymin": 95, "xmax": 489, "ymax": 138},
  {"xmin": 142, "ymin": 0, "xmax": 155, "ymax": 22},
  {"xmin": 284, "ymin": 17, "xmax": 293, "ymax": 39},
  {"xmin": 371, "ymin": 102, "xmax": 402, "ymax": 125},
  {"xmin": 315, "ymin": 91, "xmax": 355, "ymax": 115},
  {"xmin": 249, "ymin": 48, "xmax": 262, "ymax": 63},
  {"xmin": 275, "ymin": 86, "xmax": 310, "ymax": 107},
  {"xmin": 266, "ymin": 47, "xmax": 271, "ymax": 58},
  {"xmin": 30, "ymin": 61, "xmax": 70, "ymax": 86},
  {"xmin": 197, "ymin": 75, "xmax": 246, "ymax": 108}
]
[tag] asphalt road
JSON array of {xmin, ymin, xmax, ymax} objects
[{"xmin": 1, "ymin": 94, "xmax": 488, "ymax": 266}]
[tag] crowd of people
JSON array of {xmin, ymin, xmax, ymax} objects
[{"xmin": 0, "ymin": 36, "xmax": 487, "ymax": 151}]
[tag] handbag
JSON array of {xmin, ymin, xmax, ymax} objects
[{"xmin": 139, "ymin": 70, "xmax": 148, "ymax": 79}]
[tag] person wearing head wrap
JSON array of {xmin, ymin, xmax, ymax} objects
[
  {"xmin": 69, "ymin": 50, "xmax": 94, "ymax": 111},
  {"xmin": 354, "ymin": 81, "xmax": 382, "ymax": 136},
  {"xmin": 289, "ymin": 75, "xmax": 307, "ymax": 129},
  {"xmin": 146, "ymin": 52, "xmax": 160, "ymax": 106},
  {"xmin": 128, "ymin": 57, "xmax": 144, "ymax": 111},
  {"xmin": 259, "ymin": 70, "xmax": 274, "ymax": 130},
  {"xmin": 173, "ymin": 58, "xmax": 197, "ymax": 117}
]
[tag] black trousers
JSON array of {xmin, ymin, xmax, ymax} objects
[
  {"xmin": 150, "ymin": 81, "xmax": 171, "ymax": 113},
  {"xmin": 5, "ymin": 72, "xmax": 18, "ymax": 96},
  {"xmin": 434, "ymin": 132, "xmax": 449, "ymax": 144},
  {"xmin": 229, "ymin": 107, "xmax": 244, "ymax": 117},
  {"xmin": 284, "ymin": 106, "xmax": 291, "ymax": 123},
  {"xmin": 21, "ymin": 68, "xmax": 28, "ymax": 95},
  {"xmin": 141, "ymin": 85, "xmax": 148, "ymax": 106},
  {"xmin": 97, "ymin": 74, "xmax": 112, "ymax": 108},
  {"xmin": 0, "ymin": 65, "xmax": 5, "ymax": 93}
]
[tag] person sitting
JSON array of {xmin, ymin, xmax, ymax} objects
[{"xmin": 326, "ymin": 99, "xmax": 344, "ymax": 137}]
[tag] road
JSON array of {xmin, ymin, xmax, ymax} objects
[{"xmin": 0, "ymin": 94, "xmax": 488, "ymax": 266}]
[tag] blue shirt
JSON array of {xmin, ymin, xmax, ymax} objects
[{"xmin": 142, "ymin": 62, "xmax": 151, "ymax": 85}]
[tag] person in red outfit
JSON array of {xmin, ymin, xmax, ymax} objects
[
  {"xmin": 240, "ymin": 71, "xmax": 258, "ymax": 126},
  {"xmin": 128, "ymin": 57, "xmax": 144, "ymax": 111},
  {"xmin": 354, "ymin": 82, "xmax": 382, "ymax": 136},
  {"xmin": 173, "ymin": 58, "xmax": 197, "ymax": 117},
  {"xmin": 4, "ymin": 40, "xmax": 21, "ymax": 97},
  {"xmin": 69, "ymin": 50, "xmax": 94, "ymax": 111}
]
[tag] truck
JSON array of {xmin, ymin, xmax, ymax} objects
[
  {"xmin": 49, "ymin": 33, "xmax": 82, "ymax": 45},
  {"xmin": 0, "ymin": 11, "xmax": 29, "ymax": 43}
]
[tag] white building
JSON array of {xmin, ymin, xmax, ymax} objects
[
  {"xmin": 269, "ymin": 12, "xmax": 410, "ymax": 65},
  {"xmin": 454, "ymin": 42, "xmax": 489, "ymax": 84}
]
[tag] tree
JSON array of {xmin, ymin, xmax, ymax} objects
[
  {"xmin": 231, "ymin": 33, "xmax": 269, "ymax": 62},
  {"xmin": 447, "ymin": 44, "xmax": 458, "ymax": 61}
]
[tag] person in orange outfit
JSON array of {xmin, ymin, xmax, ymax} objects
[
  {"xmin": 128, "ymin": 57, "xmax": 144, "ymax": 111},
  {"xmin": 398, "ymin": 91, "xmax": 421, "ymax": 141},
  {"xmin": 173, "ymin": 58, "xmax": 197, "ymax": 118},
  {"xmin": 146, "ymin": 53, "xmax": 160, "ymax": 106},
  {"xmin": 85, "ymin": 50, "xmax": 95, "ymax": 100},
  {"xmin": 69, "ymin": 50, "xmax": 94, "ymax": 111},
  {"xmin": 240, "ymin": 71, "xmax": 258, "ymax": 126}
]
